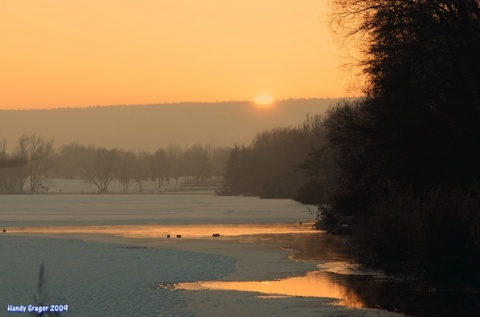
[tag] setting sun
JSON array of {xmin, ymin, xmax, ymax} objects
[
  {"xmin": 254, "ymin": 93, "xmax": 274, "ymax": 107},
  {"xmin": 0, "ymin": 1, "xmax": 347, "ymax": 109}
]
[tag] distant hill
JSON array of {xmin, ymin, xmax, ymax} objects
[{"xmin": 0, "ymin": 98, "xmax": 341, "ymax": 151}]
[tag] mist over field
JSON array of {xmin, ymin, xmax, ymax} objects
[{"xmin": 0, "ymin": 98, "xmax": 337, "ymax": 151}]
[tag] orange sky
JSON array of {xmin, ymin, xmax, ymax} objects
[{"xmin": 1, "ymin": 1, "xmax": 350, "ymax": 110}]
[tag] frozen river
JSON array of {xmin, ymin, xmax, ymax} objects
[
  {"xmin": 0, "ymin": 193, "xmax": 406, "ymax": 317},
  {"xmin": 0, "ymin": 193, "xmax": 315, "ymax": 226}
]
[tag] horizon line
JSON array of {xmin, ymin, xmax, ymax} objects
[{"xmin": 0, "ymin": 96, "xmax": 355, "ymax": 112}]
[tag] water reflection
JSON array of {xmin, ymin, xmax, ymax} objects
[
  {"xmin": 11, "ymin": 225, "xmax": 480, "ymax": 316},
  {"xmin": 175, "ymin": 270, "xmax": 365, "ymax": 308},
  {"xmin": 341, "ymin": 276, "xmax": 480, "ymax": 317},
  {"xmin": 174, "ymin": 262, "xmax": 480, "ymax": 317},
  {"xmin": 9, "ymin": 223, "xmax": 318, "ymax": 239}
]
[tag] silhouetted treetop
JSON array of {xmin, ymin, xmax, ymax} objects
[{"xmin": 329, "ymin": 0, "xmax": 480, "ymax": 189}]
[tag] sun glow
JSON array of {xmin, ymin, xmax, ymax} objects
[
  {"xmin": 254, "ymin": 93, "xmax": 274, "ymax": 108},
  {"xmin": 1, "ymin": 2, "xmax": 346, "ymax": 110}
]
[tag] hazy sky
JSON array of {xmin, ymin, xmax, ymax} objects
[{"xmin": 1, "ymin": 1, "xmax": 349, "ymax": 110}]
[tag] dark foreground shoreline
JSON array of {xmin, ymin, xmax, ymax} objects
[{"xmin": 278, "ymin": 233, "xmax": 480, "ymax": 317}]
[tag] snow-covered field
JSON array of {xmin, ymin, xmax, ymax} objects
[{"xmin": 0, "ymin": 192, "xmax": 404, "ymax": 317}]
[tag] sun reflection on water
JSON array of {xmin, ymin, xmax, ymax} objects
[
  {"xmin": 9, "ymin": 223, "xmax": 318, "ymax": 239},
  {"xmin": 174, "ymin": 270, "xmax": 365, "ymax": 308},
  {"xmin": 12, "ymin": 223, "xmax": 365, "ymax": 308}
]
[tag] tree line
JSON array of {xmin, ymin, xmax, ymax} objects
[
  {"xmin": 0, "ymin": 136, "xmax": 230, "ymax": 193},
  {"xmin": 221, "ymin": 114, "xmax": 335, "ymax": 201}
]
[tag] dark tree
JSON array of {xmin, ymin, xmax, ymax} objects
[
  {"xmin": 223, "ymin": 145, "xmax": 248, "ymax": 195},
  {"xmin": 223, "ymin": 114, "xmax": 331, "ymax": 198},
  {"xmin": 117, "ymin": 150, "xmax": 136, "ymax": 192},
  {"xmin": 321, "ymin": 0, "xmax": 480, "ymax": 284},
  {"xmin": 12, "ymin": 135, "xmax": 55, "ymax": 193},
  {"xmin": 151, "ymin": 148, "xmax": 168, "ymax": 187},
  {"xmin": 328, "ymin": 0, "xmax": 480, "ymax": 191},
  {"xmin": 81, "ymin": 147, "xmax": 119, "ymax": 193},
  {"xmin": 0, "ymin": 139, "xmax": 26, "ymax": 192},
  {"xmin": 53, "ymin": 142, "xmax": 88, "ymax": 179},
  {"xmin": 132, "ymin": 151, "xmax": 151, "ymax": 192}
]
